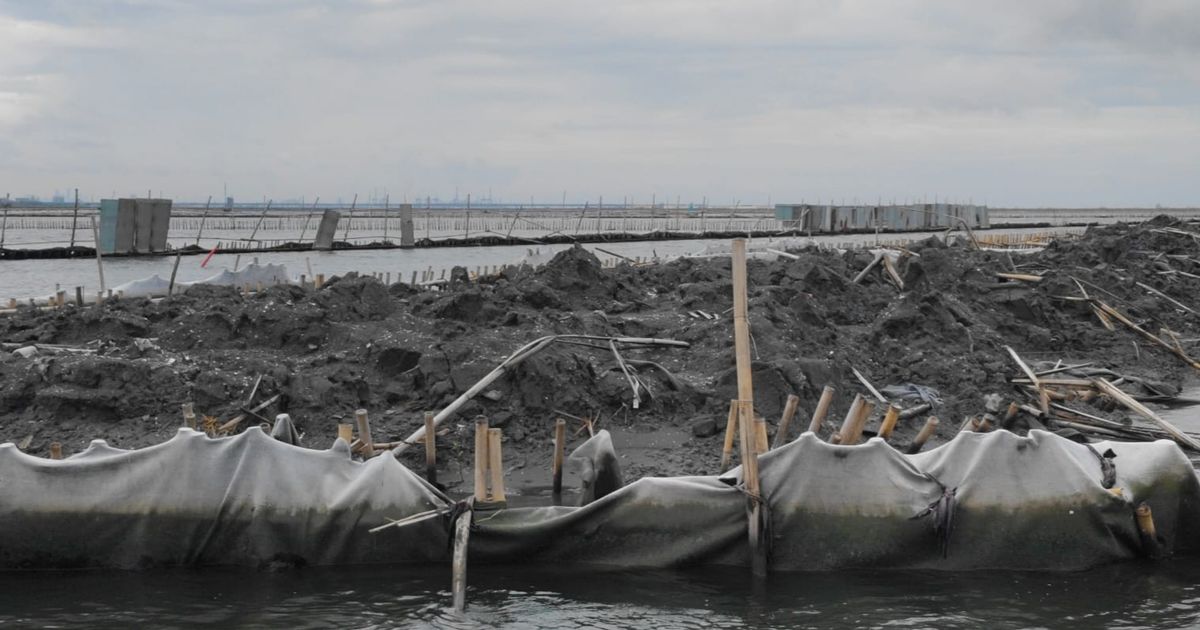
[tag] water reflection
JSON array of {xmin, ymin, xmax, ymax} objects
[{"xmin": 1, "ymin": 561, "xmax": 1197, "ymax": 629}]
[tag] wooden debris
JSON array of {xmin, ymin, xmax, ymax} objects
[{"xmin": 1093, "ymin": 378, "xmax": 1200, "ymax": 452}]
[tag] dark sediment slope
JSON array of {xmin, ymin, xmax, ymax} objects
[{"xmin": 2, "ymin": 216, "xmax": 1199, "ymax": 489}]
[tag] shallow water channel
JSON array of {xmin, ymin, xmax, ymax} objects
[{"xmin": 2, "ymin": 561, "xmax": 1199, "ymax": 629}]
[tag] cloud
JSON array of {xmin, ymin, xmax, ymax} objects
[{"xmin": 0, "ymin": 0, "xmax": 1196, "ymax": 205}]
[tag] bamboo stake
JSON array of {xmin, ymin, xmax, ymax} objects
[
  {"xmin": 552, "ymin": 418, "xmax": 566, "ymax": 496},
  {"xmin": 487, "ymin": 428, "xmax": 506, "ymax": 503},
  {"xmin": 731, "ymin": 239, "xmax": 765, "ymax": 576},
  {"xmin": 1135, "ymin": 502, "xmax": 1157, "ymax": 540},
  {"xmin": 878, "ymin": 403, "xmax": 901, "ymax": 441},
  {"xmin": 337, "ymin": 423, "xmax": 353, "ymax": 444},
  {"xmin": 755, "ymin": 418, "xmax": 769, "ymax": 453},
  {"xmin": 881, "ymin": 254, "xmax": 904, "ymax": 289},
  {"xmin": 844, "ymin": 399, "xmax": 876, "ymax": 445},
  {"xmin": 771, "ymin": 394, "xmax": 801, "ymax": 449},
  {"xmin": 49, "ymin": 442, "xmax": 62, "ymax": 459},
  {"xmin": 474, "ymin": 417, "xmax": 489, "ymax": 502},
  {"xmin": 907, "ymin": 416, "xmax": 939, "ymax": 454},
  {"xmin": 181, "ymin": 402, "xmax": 196, "ymax": 429},
  {"xmin": 720, "ymin": 399, "xmax": 738, "ymax": 472},
  {"xmin": 355, "ymin": 409, "xmax": 375, "ymax": 458},
  {"xmin": 837, "ymin": 394, "xmax": 865, "ymax": 443},
  {"xmin": 167, "ymin": 250, "xmax": 183, "ymax": 296},
  {"xmin": 807, "ymin": 385, "xmax": 835, "ymax": 436},
  {"xmin": 1093, "ymin": 378, "xmax": 1200, "ymax": 451},
  {"xmin": 424, "ymin": 411, "xmax": 437, "ymax": 483}
]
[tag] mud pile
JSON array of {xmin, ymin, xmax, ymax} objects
[{"xmin": 3, "ymin": 218, "xmax": 1200, "ymax": 488}]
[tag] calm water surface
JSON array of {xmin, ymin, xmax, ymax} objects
[{"xmin": 1, "ymin": 562, "xmax": 1199, "ymax": 629}]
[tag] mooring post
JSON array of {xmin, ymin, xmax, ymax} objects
[{"xmin": 451, "ymin": 503, "xmax": 472, "ymax": 613}]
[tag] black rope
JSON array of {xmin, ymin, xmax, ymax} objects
[
  {"xmin": 910, "ymin": 473, "xmax": 958, "ymax": 558},
  {"xmin": 1085, "ymin": 444, "xmax": 1118, "ymax": 489}
]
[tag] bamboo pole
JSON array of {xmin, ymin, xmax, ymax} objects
[
  {"xmin": 487, "ymin": 428, "xmax": 506, "ymax": 503},
  {"xmin": 337, "ymin": 423, "xmax": 353, "ymax": 444},
  {"xmin": 355, "ymin": 409, "xmax": 375, "ymax": 458},
  {"xmin": 474, "ymin": 417, "xmax": 489, "ymax": 502},
  {"xmin": 731, "ymin": 238, "xmax": 766, "ymax": 576},
  {"xmin": 755, "ymin": 418, "xmax": 769, "ymax": 453},
  {"xmin": 906, "ymin": 416, "xmax": 939, "ymax": 454},
  {"xmin": 451, "ymin": 507, "xmax": 472, "ymax": 613},
  {"xmin": 844, "ymin": 399, "xmax": 876, "ymax": 445},
  {"xmin": 552, "ymin": 418, "xmax": 566, "ymax": 496},
  {"xmin": 771, "ymin": 394, "xmax": 801, "ymax": 449},
  {"xmin": 1093, "ymin": 378, "xmax": 1200, "ymax": 451},
  {"xmin": 181, "ymin": 402, "xmax": 196, "ymax": 429},
  {"xmin": 720, "ymin": 399, "xmax": 738, "ymax": 472},
  {"xmin": 1135, "ymin": 502, "xmax": 1157, "ymax": 540},
  {"xmin": 49, "ymin": 442, "xmax": 63, "ymax": 459},
  {"xmin": 167, "ymin": 250, "xmax": 183, "ymax": 296},
  {"xmin": 807, "ymin": 385, "xmax": 835, "ymax": 436},
  {"xmin": 424, "ymin": 411, "xmax": 437, "ymax": 483}
]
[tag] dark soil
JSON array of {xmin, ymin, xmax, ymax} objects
[{"xmin": 3, "ymin": 217, "xmax": 1200, "ymax": 493}]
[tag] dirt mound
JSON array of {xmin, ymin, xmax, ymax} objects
[{"xmin": 4, "ymin": 216, "xmax": 1200, "ymax": 483}]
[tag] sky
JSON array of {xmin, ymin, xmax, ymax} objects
[{"xmin": 0, "ymin": 0, "xmax": 1197, "ymax": 207}]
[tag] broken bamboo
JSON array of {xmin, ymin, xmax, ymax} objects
[
  {"xmin": 852, "ymin": 252, "xmax": 884, "ymax": 284},
  {"xmin": 355, "ymin": 409, "xmax": 375, "ymax": 458},
  {"xmin": 877, "ymin": 403, "xmax": 901, "ymax": 441},
  {"xmin": 336, "ymin": 423, "xmax": 353, "ymax": 444},
  {"xmin": 1093, "ymin": 378, "xmax": 1200, "ymax": 451},
  {"xmin": 473, "ymin": 417, "xmax": 489, "ymax": 502},
  {"xmin": 487, "ymin": 428, "xmax": 506, "ymax": 503}
]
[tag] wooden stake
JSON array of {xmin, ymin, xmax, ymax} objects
[
  {"xmin": 878, "ymin": 403, "xmax": 901, "ymax": 441},
  {"xmin": 49, "ymin": 442, "xmax": 62, "ymax": 459},
  {"xmin": 771, "ymin": 394, "xmax": 801, "ymax": 449},
  {"xmin": 451, "ymin": 507, "xmax": 472, "ymax": 613},
  {"xmin": 315, "ymin": 273, "xmax": 325, "ymax": 289},
  {"xmin": 337, "ymin": 423, "xmax": 353, "ymax": 444},
  {"xmin": 720, "ymin": 399, "xmax": 738, "ymax": 472},
  {"xmin": 181, "ymin": 402, "xmax": 196, "ymax": 429},
  {"xmin": 474, "ymin": 417, "xmax": 489, "ymax": 502},
  {"xmin": 907, "ymin": 416, "xmax": 939, "ymax": 454},
  {"xmin": 845, "ymin": 399, "xmax": 876, "ymax": 445},
  {"xmin": 552, "ymin": 418, "xmax": 566, "ymax": 496},
  {"xmin": 424, "ymin": 411, "xmax": 437, "ymax": 483},
  {"xmin": 487, "ymin": 428, "xmax": 506, "ymax": 503},
  {"xmin": 807, "ymin": 385, "xmax": 835, "ymax": 436},
  {"xmin": 355, "ymin": 409, "xmax": 375, "ymax": 458}
]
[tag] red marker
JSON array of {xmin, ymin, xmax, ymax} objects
[{"xmin": 200, "ymin": 244, "xmax": 218, "ymax": 268}]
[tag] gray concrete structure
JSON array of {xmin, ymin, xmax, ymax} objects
[
  {"xmin": 398, "ymin": 204, "xmax": 415, "ymax": 247},
  {"xmin": 313, "ymin": 209, "xmax": 341, "ymax": 250}
]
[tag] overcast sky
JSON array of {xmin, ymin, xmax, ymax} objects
[{"xmin": 1, "ymin": 1, "xmax": 1197, "ymax": 206}]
